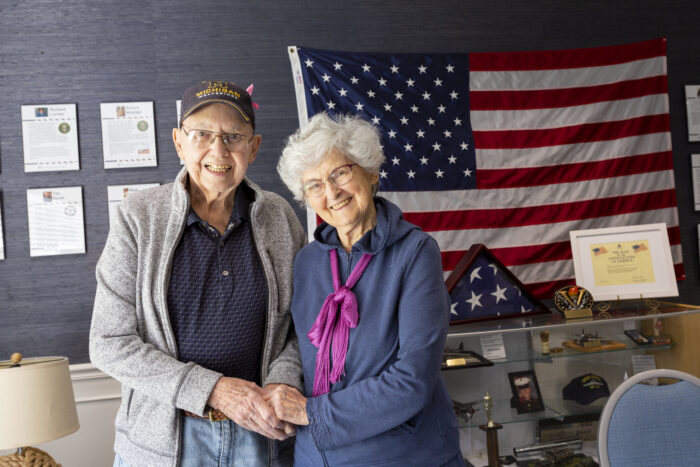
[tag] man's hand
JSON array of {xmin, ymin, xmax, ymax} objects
[
  {"xmin": 207, "ymin": 377, "xmax": 288, "ymax": 440},
  {"xmin": 263, "ymin": 384, "xmax": 309, "ymax": 426}
]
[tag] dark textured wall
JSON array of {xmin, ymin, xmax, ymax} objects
[{"xmin": 1, "ymin": 1, "xmax": 699, "ymax": 363}]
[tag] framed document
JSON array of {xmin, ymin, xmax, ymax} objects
[
  {"xmin": 107, "ymin": 183, "xmax": 160, "ymax": 227},
  {"xmin": 685, "ymin": 85, "xmax": 700, "ymax": 142},
  {"xmin": 569, "ymin": 223, "xmax": 678, "ymax": 301},
  {"xmin": 26, "ymin": 186, "xmax": 86, "ymax": 257},
  {"xmin": 100, "ymin": 101, "xmax": 157, "ymax": 169},
  {"xmin": 21, "ymin": 103, "xmax": 80, "ymax": 172}
]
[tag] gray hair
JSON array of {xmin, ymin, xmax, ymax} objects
[{"xmin": 277, "ymin": 112, "xmax": 385, "ymax": 202}]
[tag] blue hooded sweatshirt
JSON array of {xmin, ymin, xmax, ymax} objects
[{"xmin": 291, "ymin": 197, "xmax": 462, "ymax": 466}]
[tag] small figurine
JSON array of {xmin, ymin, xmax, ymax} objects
[
  {"xmin": 452, "ymin": 399, "xmax": 479, "ymax": 423},
  {"xmin": 573, "ymin": 329, "xmax": 602, "ymax": 348}
]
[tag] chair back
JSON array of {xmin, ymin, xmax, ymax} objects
[{"xmin": 597, "ymin": 369, "xmax": 700, "ymax": 467}]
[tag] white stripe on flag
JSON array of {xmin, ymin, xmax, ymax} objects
[
  {"xmin": 475, "ymin": 132, "xmax": 670, "ymax": 169},
  {"xmin": 379, "ymin": 170, "xmax": 676, "ymax": 211},
  {"xmin": 470, "ymin": 95, "xmax": 668, "ymax": 131},
  {"xmin": 470, "ymin": 57, "xmax": 666, "ymax": 90}
]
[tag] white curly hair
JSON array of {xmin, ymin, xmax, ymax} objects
[{"xmin": 277, "ymin": 112, "xmax": 385, "ymax": 203}]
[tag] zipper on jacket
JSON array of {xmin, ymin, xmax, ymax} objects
[
  {"xmin": 345, "ymin": 250, "xmax": 352, "ymax": 278},
  {"xmin": 248, "ymin": 201, "xmax": 275, "ymax": 467},
  {"xmin": 247, "ymin": 203, "xmax": 272, "ymax": 384}
]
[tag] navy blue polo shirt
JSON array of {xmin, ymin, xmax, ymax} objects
[{"xmin": 167, "ymin": 184, "xmax": 267, "ymax": 383}]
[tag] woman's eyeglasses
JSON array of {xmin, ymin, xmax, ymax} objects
[{"xmin": 301, "ymin": 164, "xmax": 357, "ymax": 198}]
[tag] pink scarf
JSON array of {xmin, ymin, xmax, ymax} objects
[{"xmin": 307, "ymin": 250, "xmax": 373, "ymax": 396}]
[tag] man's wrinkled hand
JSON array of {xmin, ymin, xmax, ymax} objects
[
  {"xmin": 263, "ymin": 383, "xmax": 309, "ymax": 426},
  {"xmin": 207, "ymin": 377, "xmax": 289, "ymax": 440}
]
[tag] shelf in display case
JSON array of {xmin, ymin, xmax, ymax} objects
[{"xmin": 447, "ymin": 300, "xmax": 700, "ymax": 338}]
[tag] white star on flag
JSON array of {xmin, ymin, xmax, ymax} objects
[
  {"xmin": 469, "ymin": 266, "xmax": 482, "ymax": 283},
  {"xmin": 466, "ymin": 291, "xmax": 483, "ymax": 311},
  {"xmin": 492, "ymin": 284, "xmax": 508, "ymax": 303}
]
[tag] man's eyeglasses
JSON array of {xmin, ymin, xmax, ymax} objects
[
  {"xmin": 181, "ymin": 127, "xmax": 254, "ymax": 151},
  {"xmin": 302, "ymin": 164, "xmax": 357, "ymax": 198}
]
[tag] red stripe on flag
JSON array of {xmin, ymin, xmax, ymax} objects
[
  {"xmin": 470, "ymin": 76, "xmax": 668, "ymax": 111},
  {"xmin": 477, "ymin": 151, "xmax": 673, "ymax": 189},
  {"xmin": 441, "ymin": 241, "xmax": 572, "ymax": 271},
  {"xmin": 473, "ymin": 114, "xmax": 670, "ymax": 149},
  {"xmin": 469, "ymin": 38, "xmax": 666, "ymax": 71},
  {"xmin": 522, "ymin": 278, "xmax": 576, "ymax": 300},
  {"xmin": 674, "ymin": 262, "xmax": 686, "ymax": 281},
  {"xmin": 407, "ymin": 189, "xmax": 677, "ymax": 231}
]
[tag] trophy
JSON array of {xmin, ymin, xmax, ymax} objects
[
  {"xmin": 479, "ymin": 392, "xmax": 503, "ymax": 467},
  {"xmin": 539, "ymin": 330, "xmax": 550, "ymax": 354},
  {"xmin": 553, "ymin": 285, "xmax": 593, "ymax": 319}
]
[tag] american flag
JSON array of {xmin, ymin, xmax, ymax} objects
[
  {"xmin": 447, "ymin": 246, "xmax": 547, "ymax": 323},
  {"xmin": 287, "ymin": 38, "xmax": 683, "ymax": 298}
]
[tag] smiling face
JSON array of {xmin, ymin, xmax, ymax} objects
[
  {"xmin": 172, "ymin": 103, "xmax": 261, "ymax": 201},
  {"xmin": 302, "ymin": 149, "xmax": 379, "ymax": 249}
]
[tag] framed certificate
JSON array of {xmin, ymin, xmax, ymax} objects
[{"xmin": 569, "ymin": 223, "xmax": 678, "ymax": 301}]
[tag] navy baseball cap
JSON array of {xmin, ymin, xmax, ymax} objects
[
  {"xmin": 180, "ymin": 80, "xmax": 255, "ymax": 129},
  {"xmin": 562, "ymin": 373, "xmax": 610, "ymax": 405}
]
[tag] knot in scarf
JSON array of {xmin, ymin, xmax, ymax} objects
[{"xmin": 307, "ymin": 250, "xmax": 373, "ymax": 396}]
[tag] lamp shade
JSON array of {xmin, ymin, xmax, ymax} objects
[{"xmin": 0, "ymin": 356, "xmax": 79, "ymax": 450}]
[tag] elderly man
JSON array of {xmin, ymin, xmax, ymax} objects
[{"xmin": 90, "ymin": 80, "xmax": 305, "ymax": 467}]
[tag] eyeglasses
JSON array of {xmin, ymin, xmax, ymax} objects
[
  {"xmin": 302, "ymin": 164, "xmax": 357, "ymax": 198},
  {"xmin": 181, "ymin": 127, "xmax": 254, "ymax": 151}
]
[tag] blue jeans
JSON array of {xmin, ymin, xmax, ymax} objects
[{"xmin": 114, "ymin": 416, "xmax": 269, "ymax": 467}]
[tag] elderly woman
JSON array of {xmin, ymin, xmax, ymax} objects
[
  {"xmin": 90, "ymin": 80, "xmax": 305, "ymax": 467},
  {"xmin": 268, "ymin": 112, "xmax": 463, "ymax": 466}
]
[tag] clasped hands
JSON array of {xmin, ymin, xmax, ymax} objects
[{"xmin": 207, "ymin": 377, "xmax": 308, "ymax": 441}]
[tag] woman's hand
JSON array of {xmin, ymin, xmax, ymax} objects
[
  {"xmin": 263, "ymin": 383, "xmax": 310, "ymax": 426},
  {"xmin": 207, "ymin": 377, "xmax": 289, "ymax": 440}
]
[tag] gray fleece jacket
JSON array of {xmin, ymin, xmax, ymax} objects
[{"xmin": 89, "ymin": 168, "xmax": 306, "ymax": 466}]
